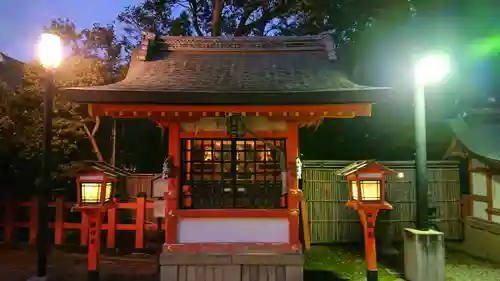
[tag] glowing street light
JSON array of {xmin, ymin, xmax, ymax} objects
[
  {"xmin": 38, "ymin": 33, "xmax": 62, "ymax": 69},
  {"xmin": 413, "ymin": 52, "xmax": 451, "ymax": 230},
  {"xmin": 31, "ymin": 33, "xmax": 62, "ymax": 281},
  {"xmin": 415, "ymin": 53, "xmax": 451, "ymax": 85}
]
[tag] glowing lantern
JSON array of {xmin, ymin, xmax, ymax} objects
[
  {"xmin": 72, "ymin": 161, "xmax": 129, "ymax": 281},
  {"xmin": 336, "ymin": 160, "xmax": 403, "ymax": 281},
  {"xmin": 77, "ymin": 174, "xmax": 115, "ymax": 205},
  {"xmin": 73, "ymin": 161, "xmax": 129, "ymax": 208},
  {"xmin": 336, "ymin": 160, "xmax": 401, "ymax": 206}
]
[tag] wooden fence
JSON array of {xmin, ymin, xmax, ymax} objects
[
  {"xmin": 302, "ymin": 160, "xmax": 464, "ymax": 243},
  {"xmin": 1, "ymin": 197, "xmax": 163, "ymax": 249}
]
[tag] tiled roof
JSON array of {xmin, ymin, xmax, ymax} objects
[
  {"xmin": 62, "ymin": 36, "xmax": 390, "ymax": 104},
  {"xmin": 450, "ymin": 117, "xmax": 500, "ymax": 163}
]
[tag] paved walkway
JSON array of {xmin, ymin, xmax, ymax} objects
[{"xmin": 0, "ymin": 248, "xmax": 157, "ymax": 281}]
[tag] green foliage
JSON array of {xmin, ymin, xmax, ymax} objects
[{"xmin": 0, "ymin": 63, "xmax": 97, "ymax": 195}]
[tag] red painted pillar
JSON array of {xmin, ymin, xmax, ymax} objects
[
  {"xmin": 165, "ymin": 123, "xmax": 180, "ymax": 244},
  {"xmin": 29, "ymin": 197, "xmax": 39, "ymax": 245},
  {"xmin": 81, "ymin": 212, "xmax": 89, "ymax": 246},
  {"xmin": 54, "ymin": 197, "xmax": 65, "ymax": 245},
  {"xmin": 4, "ymin": 198, "xmax": 14, "ymax": 244},
  {"xmin": 360, "ymin": 209, "xmax": 380, "ymax": 281},
  {"xmin": 106, "ymin": 198, "xmax": 117, "ymax": 249},
  {"xmin": 87, "ymin": 211, "xmax": 103, "ymax": 281},
  {"xmin": 135, "ymin": 197, "xmax": 146, "ymax": 249},
  {"xmin": 286, "ymin": 123, "xmax": 301, "ymax": 248}
]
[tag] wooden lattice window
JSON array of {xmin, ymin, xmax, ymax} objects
[{"xmin": 180, "ymin": 138, "xmax": 286, "ymax": 209}]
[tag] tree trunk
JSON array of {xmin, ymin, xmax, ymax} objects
[
  {"xmin": 212, "ymin": 0, "xmax": 223, "ymax": 36},
  {"xmin": 111, "ymin": 119, "xmax": 117, "ymax": 166}
]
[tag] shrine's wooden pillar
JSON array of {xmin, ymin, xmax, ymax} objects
[
  {"xmin": 165, "ymin": 123, "xmax": 180, "ymax": 244},
  {"xmin": 286, "ymin": 123, "xmax": 300, "ymax": 247}
]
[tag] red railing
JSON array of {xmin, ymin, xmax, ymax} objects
[{"xmin": 2, "ymin": 197, "xmax": 163, "ymax": 249}]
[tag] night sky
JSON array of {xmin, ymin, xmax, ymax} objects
[{"xmin": 0, "ymin": 0, "xmax": 140, "ymax": 62}]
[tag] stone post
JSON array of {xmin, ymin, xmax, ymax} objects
[{"xmin": 403, "ymin": 228, "xmax": 445, "ymax": 281}]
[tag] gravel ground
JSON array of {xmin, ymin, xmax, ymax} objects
[
  {"xmin": 446, "ymin": 250, "xmax": 500, "ymax": 281},
  {"xmin": 0, "ymin": 248, "xmax": 157, "ymax": 281},
  {"xmin": 0, "ymin": 246, "xmax": 499, "ymax": 281}
]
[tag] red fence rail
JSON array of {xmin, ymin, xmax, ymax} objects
[{"xmin": 2, "ymin": 197, "xmax": 164, "ymax": 249}]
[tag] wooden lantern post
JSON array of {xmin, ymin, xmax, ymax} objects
[
  {"xmin": 71, "ymin": 162, "xmax": 129, "ymax": 281},
  {"xmin": 336, "ymin": 160, "xmax": 404, "ymax": 281}
]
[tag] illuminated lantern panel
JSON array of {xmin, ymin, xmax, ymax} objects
[
  {"xmin": 81, "ymin": 182, "xmax": 112, "ymax": 204},
  {"xmin": 350, "ymin": 181, "xmax": 359, "ymax": 200},
  {"xmin": 351, "ymin": 180, "xmax": 381, "ymax": 201}
]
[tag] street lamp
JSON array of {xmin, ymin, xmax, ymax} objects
[
  {"xmin": 413, "ymin": 52, "xmax": 450, "ymax": 230},
  {"xmin": 33, "ymin": 33, "xmax": 62, "ymax": 281}
]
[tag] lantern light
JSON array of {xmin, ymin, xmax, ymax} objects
[
  {"xmin": 397, "ymin": 172, "xmax": 405, "ymax": 179},
  {"xmin": 38, "ymin": 33, "xmax": 62, "ymax": 69},
  {"xmin": 80, "ymin": 182, "xmax": 113, "ymax": 204},
  {"xmin": 76, "ymin": 172, "xmax": 117, "ymax": 206},
  {"xmin": 351, "ymin": 180, "xmax": 382, "ymax": 202}
]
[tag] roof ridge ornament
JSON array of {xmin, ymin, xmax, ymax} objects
[
  {"xmin": 156, "ymin": 36, "xmax": 327, "ymax": 52},
  {"xmin": 137, "ymin": 31, "xmax": 158, "ymax": 61}
]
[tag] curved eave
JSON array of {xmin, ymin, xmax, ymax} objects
[
  {"xmin": 61, "ymin": 87, "xmax": 393, "ymax": 105},
  {"xmin": 450, "ymin": 117, "xmax": 500, "ymax": 164}
]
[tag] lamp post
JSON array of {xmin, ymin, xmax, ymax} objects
[
  {"xmin": 33, "ymin": 33, "xmax": 62, "ymax": 281},
  {"xmin": 413, "ymin": 53, "xmax": 450, "ymax": 230},
  {"xmin": 336, "ymin": 160, "xmax": 402, "ymax": 281},
  {"xmin": 74, "ymin": 170, "xmax": 117, "ymax": 281}
]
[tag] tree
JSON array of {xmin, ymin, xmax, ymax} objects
[{"xmin": 0, "ymin": 62, "xmax": 97, "ymax": 197}]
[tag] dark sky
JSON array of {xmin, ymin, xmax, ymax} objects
[{"xmin": 0, "ymin": 0, "xmax": 141, "ymax": 62}]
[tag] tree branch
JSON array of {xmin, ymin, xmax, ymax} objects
[
  {"xmin": 234, "ymin": 5, "xmax": 257, "ymax": 36},
  {"xmin": 188, "ymin": 0, "xmax": 204, "ymax": 36},
  {"xmin": 237, "ymin": 1, "xmax": 295, "ymax": 36}
]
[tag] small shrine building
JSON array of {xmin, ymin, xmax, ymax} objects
[{"xmin": 62, "ymin": 34, "xmax": 390, "ymax": 281}]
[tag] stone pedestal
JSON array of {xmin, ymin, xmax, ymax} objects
[
  {"xmin": 160, "ymin": 252, "xmax": 303, "ymax": 281},
  {"xmin": 403, "ymin": 228, "xmax": 445, "ymax": 281}
]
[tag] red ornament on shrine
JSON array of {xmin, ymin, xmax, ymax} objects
[{"xmin": 336, "ymin": 160, "xmax": 404, "ymax": 281}]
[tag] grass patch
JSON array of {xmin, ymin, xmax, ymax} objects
[{"xmin": 305, "ymin": 245, "xmax": 401, "ymax": 281}]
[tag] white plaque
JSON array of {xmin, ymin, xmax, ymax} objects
[{"xmin": 153, "ymin": 200, "xmax": 165, "ymax": 218}]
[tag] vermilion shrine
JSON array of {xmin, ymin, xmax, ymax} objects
[{"xmin": 62, "ymin": 35, "xmax": 389, "ymax": 281}]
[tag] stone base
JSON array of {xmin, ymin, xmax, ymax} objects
[
  {"xmin": 463, "ymin": 217, "xmax": 500, "ymax": 263},
  {"xmin": 403, "ymin": 228, "xmax": 445, "ymax": 281},
  {"xmin": 160, "ymin": 252, "xmax": 303, "ymax": 281}
]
